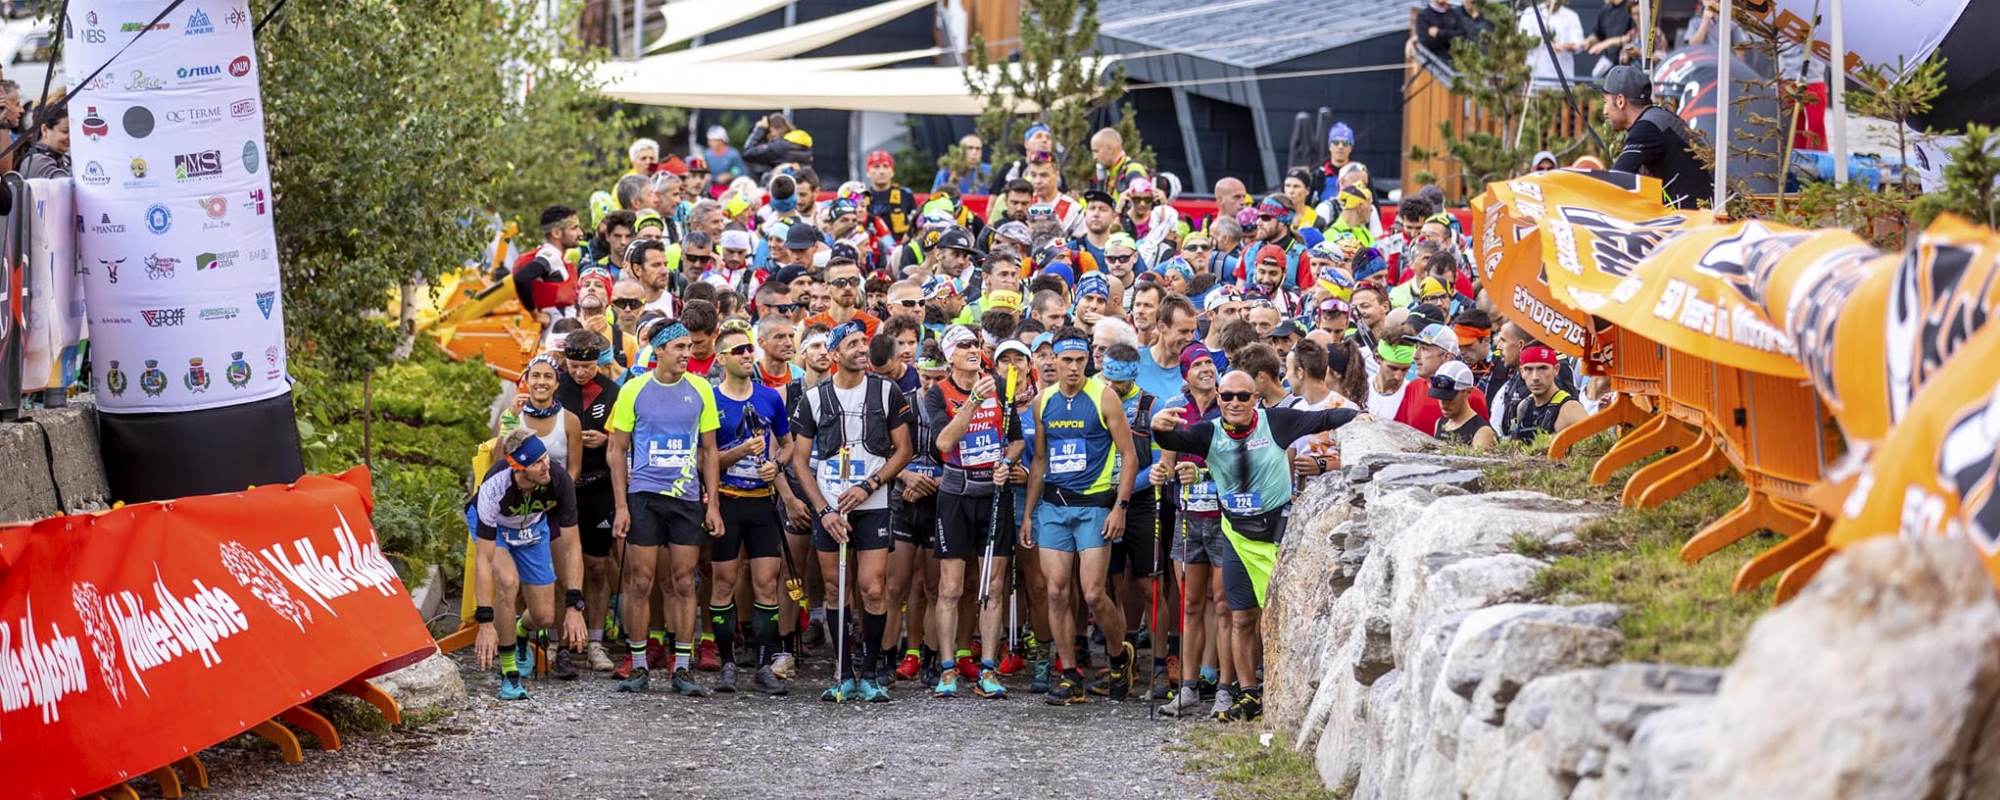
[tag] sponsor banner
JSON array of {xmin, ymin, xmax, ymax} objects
[
  {"xmin": 0, "ymin": 467, "xmax": 435, "ymax": 800},
  {"xmin": 70, "ymin": 0, "xmax": 285, "ymax": 413},
  {"xmin": 1580, "ymin": 221, "xmax": 1813, "ymax": 379},
  {"xmin": 1829, "ymin": 320, "xmax": 2000, "ymax": 589},
  {"xmin": 1740, "ymin": 0, "xmax": 1970, "ymax": 82},
  {"xmin": 1470, "ymin": 177, "xmax": 1597, "ymax": 359},
  {"xmin": 22, "ymin": 179, "xmax": 85, "ymax": 393}
]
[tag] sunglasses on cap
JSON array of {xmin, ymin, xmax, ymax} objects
[
  {"xmin": 1217, "ymin": 390, "xmax": 1254, "ymax": 403},
  {"xmin": 829, "ymin": 277, "xmax": 862, "ymax": 288},
  {"xmin": 612, "ymin": 298, "xmax": 645, "ymax": 311}
]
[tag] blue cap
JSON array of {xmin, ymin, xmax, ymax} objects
[
  {"xmin": 1075, "ymin": 273, "xmax": 1110, "ymax": 299},
  {"xmin": 1023, "ymin": 123, "xmax": 1052, "ymax": 145},
  {"xmin": 1042, "ymin": 262, "xmax": 1075, "ymax": 289},
  {"xmin": 1328, "ymin": 122, "xmax": 1354, "ymax": 145},
  {"xmin": 1031, "ymin": 332, "xmax": 1056, "ymax": 352}
]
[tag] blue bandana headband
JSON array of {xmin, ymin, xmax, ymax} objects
[
  {"xmin": 650, "ymin": 322, "xmax": 690, "ymax": 349},
  {"xmin": 1101, "ymin": 357, "xmax": 1139, "ymax": 382},
  {"xmin": 1052, "ymin": 337, "xmax": 1090, "ymax": 355},
  {"xmin": 507, "ymin": 435, "xmax": 548, "ymax": 470},
  {"xmin": 827, "ymin": 320, "xmax": 866, "ymax": 351}
]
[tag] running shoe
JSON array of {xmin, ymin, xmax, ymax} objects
[
  {"xmin": 515, "ymin": 640, "xmax": 535, "ymax": 676},
  {"xmin": 586, "ymin": 642, "xmax": 615, "ymax": 672},
  {"xmin": 920, "ymin": 660, "xmax": 941, "ymax": 688},
  {"xmin": 752, "ymin": 666, "xmax": 788, "ymax": 696},
  {"xmin": 998, "ymin": 651, "xmax": 1026, "ymax": 675},
  {"xmin": 696, "ymin": 639, "xmax": 722, "ymax": 672},
  {"xmin": 498, "ymin": 672, "xmax": 529, "ymax": 701},
  {"xmin": 715, "ymin": 662, "xmax": 739, "ymax": 693},
  {"xmin": 1030, "ymin": 658, "xmax": 1052, "ymax": 694},
  {"xmin": 933, "ymin": 667, "xmax": 960, "ymax": 698},
  {"xmin": 1045, "ymin": 674, "xmax": 1087, "ymax": 706},
  {"xmin": 551, "ymin": 648, "xmax": 580, "ymax": 681},
  {"xmin": 672, "ymin": 668, "xmax": 712, "ymax": 697},
  {"xmin": 974, "ymin": 669, "xmax": 1007, "ymax": 699},
  {"xmin": 1150, "ymin": 666, "xmax": 1171, "ymax": 701},
  {"xmin": 616, "ymin": 666, "xmax": 650, "ymax": 693},
  {"xmin": 1210, "ymin": 686, "xmax": 1235, "ymax": 721},
  {"xmin": 956, "ymin": 656, "xmax": 979, "ymax": 683},
  {"xmin": 770, "ymin": 652, "xmax": 797, "ymax": 680},
  {"xmin": 611, "ymin": 652, "xmax": 634, "ymax": 680},
  {"xmin": 895, "ymin": 653, "xmax": 922, "ymax": 681},
  {"xmin": 858, "ymin": 677, "xmax": 892, "ymax": 703},
  {"xmin": 1134, "ymin": 630, "xmax": 1152, "ymax": 651},
  {"xmin": 820, "ymin": 677, "xmax": 857, "ymax": 703},
  {"xmin": 1222, "ymin": 691, "xmax": 1263, "ymax": 722},
  {"xmin": 1159, "ymin": 686, "xmax": 1203, "ymax": 718},
  {"xmin": 1086, "ymin": 668, "xmax": 1114, "ymax": 697},
  {"xmin": 1198, "ymin": 674, "xmax": 1219, "ymax": 701},
  {"xmin": 1110, "ymin": 642, "xmax": 1137, "ymax": 701}
]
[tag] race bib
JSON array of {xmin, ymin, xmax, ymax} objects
[
  {"xmin": 645, "ymin": 433, "xmax": 695, "ymax": 471},
  {"xmin": 1049, "ymin": 439, "xmax": 1088, "ymax": 475},
  {"xmin": 1182, "ymin": 479, "xmax": 1220, "ymax": 512},
  {"xmin": 903, "ymin": 461, "xmax": 942, "ymax": 478},
  {"xmin": 817, "ymin": 457, "xmax": 867, "ymax": 492},
  {"xmin": 958, "ymin": 427, "xmax": 1003, "ymax": 467},
  {"xmin": 1223, "ymin": 490, "xmax": 1264, "ymax": 516},
  {"xmin": 500, "ymin": 521, "xmax": 546, "ymax": 548},
  {"xmin": 725, "ymin": 454, "xmax": 765, "ymax": 483}
]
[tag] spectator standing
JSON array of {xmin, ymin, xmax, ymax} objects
[
  {"xmin": 1518, "ymin": 0, "xmax": 1585, "ymax": 84},
  {"xmin": 1584, "ymin": 0, "xmax": 1635, "ymax": 78},
  {"xmin": 1602, "ymin": 65, "xmax": 1713, "ymax": 209},
  {"xmin": 704, "ymin": 125, "xmax": 748, "ymax": 189},
  {"xmin": 1414, "ymin": 0, "xmax": 1469, "ymax": 58},
  {"xmin": 743, "ymin": 113, "xmax": 814, "ymax": 174},
  {"xmin": 933, "ymin": 134, "xmax": 993, "ymax": 196}
]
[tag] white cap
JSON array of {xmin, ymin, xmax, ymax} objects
[
  {"xmin": 707, "ymin": 125, "xmax": 728, "ymax": 141},
  {"xmin": 1417, "ymin": 323, "xmax": 1460, "ymax": 356}
]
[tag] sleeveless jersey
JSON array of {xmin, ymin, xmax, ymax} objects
[
  {"xmin": 1202, "ymin": 409, "xmax": 1298, "ymax": 519},
  {"xmin": 1038, "ymin": 378, "xmax": 1116, "ymax": 496}
]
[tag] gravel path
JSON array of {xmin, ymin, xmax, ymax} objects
[{"xmin": 193, "ymin": 650, "xmax": 1214, "ymax": 799}]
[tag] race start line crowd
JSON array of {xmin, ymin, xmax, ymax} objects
[{"xmin": 469, "ymin": 112, "xmax": 1616, "ymax": 725}]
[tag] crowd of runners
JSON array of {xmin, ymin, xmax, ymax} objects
[{"xmin": 465, "ymin": 117, "xmax": 1603, "ymax": 724}]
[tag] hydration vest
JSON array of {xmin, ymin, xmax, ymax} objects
[
  {"xmin": 809, "ymin": 374, "xmax": 897, "ymax": 461},
  {"xmin": 1509, "ymin": 389, "xmax": 1572, "ymax": 443}
]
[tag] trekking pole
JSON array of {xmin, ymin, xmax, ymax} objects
[
  {"xmin": 1148, "ymin": 495, "xmax": 1165, "ymax": 721},
  {"xmin": 748, "ymin": 409, "xmax": 807, "ymax": 605},
  {"xmin": 834, "ymin": 539, "xmax": 849, "ymax": 703},
  {"xmin": 977, "ymin": 366, "xmax": 1019, "ymax": 610}
]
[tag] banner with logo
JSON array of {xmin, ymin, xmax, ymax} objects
[
  {"xmin": 1470, "ymin": 180, "xmax": 1596, "ymax": 359},
  {"xmin": 1741, "ymin": 0, "xmax": 1971, "ymax": 83},
  {"xmin": 1828, "ymin": 319, "xmax": 2000, "ymax": 588},
  {"xmin": 70, "ymin": 1, "xmax": 285, "ymax": 414},
  {"xmin": 22, "ymin": 178, "xmax": 86, "ymax": 393},
  {"xmin": 0, "ymin": 467, "xmax": 436, "ymax": 800}
]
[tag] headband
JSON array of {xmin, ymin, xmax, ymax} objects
[
  {"xmin": 1023, "ymin": 123, "xmax": 1051, "ymax": 144},
  {"xmin": 1051, "ymin": 337, "xmax": 1090, "ymax": 355},
  {"xmin": 1453, "ymin": 324, "xmax": 1490, "ymax": 345},
  {"xmin": 827, "ymin": 320, "xmax": 866, "ymax": 351},
  {"xmin": 1521, "ymin": 345, "xmax": 1559, "ymax": 366},
  {"xmin": 941, "ymin": 326, "xmax": 979, "ymax": 362},
  {"xmin": 650, "ymin": 322, "xmax": 690, "ymax": 349},
  {"xmin": 1101, "ymin": 357, "xmax": 1139, "ymax": 382},
  {"xmin": 1376, "ymin": 340, "xmax": 1415, "ymax": 366},
  {"xmin": 801, "ymin": 332, "xmax": 830, "ymax": 352},
  {"xmin": 563, "ymin": 341, "xmax": 605, "ymax": 362},
  {"xmin": 506, "ymin": 435, "xmax": 548, "ymax": 471}
]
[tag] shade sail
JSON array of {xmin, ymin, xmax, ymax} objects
[
  {"xmin": 644, "ymin": 0, "xmax": 799, "ymax": 52},
  {"xmin": 599, "ymin": 60, "xmax": 1032, "ymax": 115},
  {"xmin": 648, "ymin": 0, "xmax": 934, "ymax": 60}
]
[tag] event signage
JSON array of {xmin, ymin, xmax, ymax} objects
[
  {"xmin": 70, "ymin": 1, "xmax": 285, "ymax": 413},
  {"xmin": 22, "ymin": 179, "xmax": 86, "ymax": 393},
  {"xmin": 0, "ymin": 468, "xmax": 437, "ymax": 800}
]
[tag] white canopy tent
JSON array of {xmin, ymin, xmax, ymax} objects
[
  {"xmin": 645, "ymin": 0, "xmax": 934, "ymax": 61},
  {"xmin": 640, "ymin": 0, "xmax": 797, "ymax": 52},
  {"xmin": 598, "ymin": 58, "xmax": 1059, "ymax": 115}
]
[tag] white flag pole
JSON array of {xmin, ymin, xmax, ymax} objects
[
  {"xmin": 1827, "ymin": 0, "xmax": 1848, "ymax": 186},
  {"xmin": 1714, "ymin": 0, "xmax": 1732, "ymax": 213}
]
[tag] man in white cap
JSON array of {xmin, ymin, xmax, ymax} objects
[
  {"xmin": 703, "ymin": 229, "xmax": 763, "ymax": 298},
  {"xmin": 1395, "ymin": 323, "xmax": 1489, "ymax": 437},
  {"xmin": 704, "ymin": 124, "xmax": 747, "ymax": 187},
  {"xmin": 1429, "ymin": 360, "xmax": 1497, "ymax": 449}
]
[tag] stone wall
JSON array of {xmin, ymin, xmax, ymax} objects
[
  {"xmin": 0, "ymin": 400, "xmax": 111, "ymax": 523},
  {"xmin": 1264, "ymin": 421, "xmax": 2000, "ymax": 800}
]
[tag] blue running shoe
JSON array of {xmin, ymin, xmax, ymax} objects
[
  {"xmin": 858, "ymin": 677, "xmax": 892, "ymax": 703},
  {"xmin": 498, "ymin": 672, "xmax": 528, "ymax": 701},
  {"xmin": 820, "ymin": 677, "xmax": 857, "ymax": 703}
]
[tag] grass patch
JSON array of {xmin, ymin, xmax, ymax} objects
[
  {"xmin": 1177, "ymin": 725, "xmax": 1342, "ymax": 800},
  {"xmin": 1454, "ymin": 431, "xmax": 1777, "ymax": 667}
]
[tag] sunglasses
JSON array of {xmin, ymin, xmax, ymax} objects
[
  {"xmin": 612, "ymin": 298, "xmax": 645, "ymax": 310},
  {"xmin": 726, "ymin": 343, "xmax": 756, "ymax": 356},
  {"xmin": 684, "ymin": 254, "xmax": 715, "ymax": 265},
  {"xmin": 892, "ymin": 299, "xmax": 921, "ymax": 308},
  {"xmin": 1106, "ymin": 254, "xmax": 1134, "ymax": 264},
  {"xmin": 1183, "ymin": 243, "xmax": 1211, "ymax": 252},
  {"xmin": 830, "ymin": 277, "xmax": 862, "ymax": 288},
  {"xmin": 767, "ymin": 303, "xmax": 799, "ymax": 314},
  {"xmin": 1218, "ymin": 390, "xmax": 1254, "ymax": 403}
]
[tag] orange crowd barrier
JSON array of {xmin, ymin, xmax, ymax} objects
[{"xmin": 0, "ymin": 467, "xmax": 436, "ymax": 799}]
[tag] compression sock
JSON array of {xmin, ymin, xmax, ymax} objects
[
  {"xmin": 674, "ymin": 641, "xmax": 694, "ymax": 672},
  {"xmin": 588, "ymin": 628, "xmax": 604, "ymax": 643},
  {"xmin": 710, "ymin": 603, "xmax": 738, "ymax": 666},
  {"xmin": 1075, "ymin": 636, "xmax": 1091, "ymax": 668},
  {"xmin": 861, "ymin": 611, "xmax": 888, "ymax": 676},
  {"xmin": 1200, "ymin": 665, "xmax": 1219, "ymax": 683},
  {"xmin": 498, "ymin": 649, "xmax": 518, "ymax": 676},
  {"xmin": 753, "ymin": 602, "xmax": 781, "ymax": 667},
  {"xmin": 628, "ymin": 639, "xmax": 648, "ymax": 671}
]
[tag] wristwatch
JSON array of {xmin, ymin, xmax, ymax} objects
[
  {"xmin": 474, "ymin": 606, "xmax": 495, "ymax": 624},
  {"xmin": 1116, "ymin": 498, "xmax": 1130, "ymax": 510},
  {"xmin": 565, "ymin": 589, "xmax": 585, "ymax": 611}
]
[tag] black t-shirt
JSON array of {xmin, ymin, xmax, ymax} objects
[
  {"xmin": 1436, "ymin": 413, "xmax": 1493, "ymax": 445},
  {"xmin": 1592, "ymin": 3, "xmax": 1633, "ymax": 41},
  {"xmin": 555, "ymin": 373, "xmax": 620, "ymax": 484},
  {"xmin": 473, "ymin": 461, "xmax": 579, "ymax": 540},
  {"xmin": 1611, "ymin": 106, "xmax": 1714, "ymax": 209},
  {"xmin": 1416, "ymin": 5, "xmax": 1469, "ymax": 56}
]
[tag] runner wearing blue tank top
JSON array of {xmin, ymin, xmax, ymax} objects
[
  {"xmin": 709, "ymin": 324, "xmax": 798, "ymax": 696},
  {"xmin": 1019, "ymin": 328, "xmax": 1140, "ymax": 706}
]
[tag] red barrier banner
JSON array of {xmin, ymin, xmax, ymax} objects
[{"xmin": 0, "ymin": 467, "xmax": 437, "ymax": 799}]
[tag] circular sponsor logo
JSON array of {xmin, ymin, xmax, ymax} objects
[
  {"xmin": 242, "ymin": 140, "xmax": 260, "ymax": 173},
  {"xmin": 146, "ymin": 203, "xmax": 172, "ymax": 234},
  {"xmin": 122, "ymin": 105, "xmax": 154, "ymax": 138}
]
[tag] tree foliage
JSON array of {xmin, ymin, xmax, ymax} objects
[
  {"xmin": 256, "ymin": 0, "xmax": 634, "ymax": 380},
  {"xmin": 963, "ymin": 0, "xmax": 1149, "ymax": 188}
]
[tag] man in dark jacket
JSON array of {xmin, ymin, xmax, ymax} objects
[
  {"xmin": 743, "ymin": 113, "xmax": 814, "ymax": 175},
  {"xmin": 1604, "ymin": 65, "xmax": 1713, "ymax": 209}
]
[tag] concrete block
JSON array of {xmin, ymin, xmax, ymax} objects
[
  {"xmin": 28, "ymin": 402, "xmax": 109, "ymax": 513},
  {"xmin": 0, "ymin": 422, "xmax": 59, "ymax": 523}
]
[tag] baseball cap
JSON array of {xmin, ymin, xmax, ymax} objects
[
  {"xmin": 1127, "ymin": 176, "xmax": 1158, "ymax": 197},
  {"xmin": 783, "ymin": 129, "xmax": 813, "ymax": 148},
  {"xmin": 935, "ymin": 227, "xmax": 983, "ymax": 255},
  {"xmin": 706, "ymin": 125, "xmax": 728, "ymax": 141},
  {"xmin": 1041, "ymin": 262, "xmax": 1076, "ymax": 289},
  {"xmin": 1327, "ymin": 122, "xmax": 1354, "ymax": 145},
  {"xmin": 829, "ymin": 197, "xmax": 859, "ymax": 218},
  {"xmin": 1082, "ymin": 189, "xmax": 1117, "ymax": 208},
  {"xmin": 1602, "ymin": 64, "xmax": 1653, "ymax": 105},
  {"xmin": 1269, "ymin": 319, "xmax": 1303, "ymax": 339},
  {"xmin": 1105, "ymin": 232, "xmax": 1139, "ymax": 254},
  {"xmin": 1427, "ymin": 360, "xmax": 1476, "ymax": 399},
  {"xmin": 772, "ymin": 265, "xmax": 811, "ymax": 287},
  {"xmin": 996, "ymin": 339, "xmax": 1034, "ymax": 363},
  {"xmin": 827, "ymin": 242, "xmax": 860, "ymax": 264},
  {"xmin": 1419, "ymin": 276, "xmax": 1449, "ymax": 299},
  {"xmin": 1521, "ymin": 345, "xmax": 1559, "ymax": 366},
  {"xmin": 686, "ymin": 155, "xmax": 709, "ymax": 172},
  {"xmin": 784, "ymin": 223, "xmax": 822, "ymax": 251},
  {"xmin": 1203, "ymin": 290, "xmax": 1239, "ymax": 312},
  {"xmin": 1376, "ymin": 340, "xmax": 1415, "ymax": 366},
  {"xmin": 995, "ymin": 220, "xmax": 1033, "ymax": 246},
  {"xmin": 1031, "ymin": 332, "xmax": 1056, "ymax": 352},
  {"xmin": 922, "ymin": 275, "xmax": 959, "ymax": 300},
  {"xmin": 719, "ymin": 229, "xmax": 754, "ymax": 252},
  {"xmin": 1417, "ymin": 323, "xmax": 1460, "ymax": 356}
]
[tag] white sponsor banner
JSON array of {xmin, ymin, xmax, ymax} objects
[
  {"xmin": 69, "ymin": 1, "xmax": 285, "ymax": 413},
  {"xmin": 1751, "ymin": 0, "xmax": 1970, "ymax": 80},
  {"xmin": 22, "ymin": 178, "xmax": 86, "ymax": 392}
]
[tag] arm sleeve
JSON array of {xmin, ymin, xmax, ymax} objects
[
  {"xmin": 1611, "ymin": 121, "xmax": 1663, "ymax": 175},
  {"xmin": 511, "ymin": 258, "xmax": 550, "ymax": 311},
  {"xmin": 1266, "ymin": 407, "xmax": 1361, "ymax": 449},
  {"xmin": 1153, "ymin": 421, "xmax": 1216, "ymax": 459}
]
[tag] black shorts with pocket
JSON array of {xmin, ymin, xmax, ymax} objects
[
  {"xmin": 1109, "ymin": 490, "xmax": 1162, "ymax": 577},
  {"xmin": 813, "ymin": 508, "xmax": 894, "ymax": 553},
  {"xmin": 627, "ymin": 493, "xmax": 707, "ymax": 548},
  {"xmin": 935, "ymin": 490, "xmax": 1017, "ymax": 561},
  {"xmin": 716, "ymin": 494, "xmax": 785, "ymax": 561}
]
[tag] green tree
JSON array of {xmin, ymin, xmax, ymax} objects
[
  {"xmin": 963, "ymin": 0, "xmax": 1149, "ymax": 188},
  {"xmin": 257, "ymin": 0, "xmax": 636, "ymax": 380}
]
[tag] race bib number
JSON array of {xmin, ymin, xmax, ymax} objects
[
  {"xmin": 500, "ymin": 521, "xmax": 546, "ymax": 548},
  {"xmin": 1049, "ymin": 439, "xmax": 1088, "ymax": 475},
  {"xmin": 646, "ymin": 433, "xmax": 695, "ymax": 471},
  {"xmin": 725, "ymin": 454, "xmax": 765, "ymax": 482},
  {"xmin": 817, "ymin": 457, "xmax": 867, "ymax": 492},
  {"xmin": 958, "ymin": 427, "xmax": 1002, "ymax": 467},
  {"xmin": 904, "ymin": 461, "xmax": 942, "ymax": 478},
  {"xmin": 1223, "ymin": 491, "xmax": 1264, "ymax": 516},
  {"xmin": 1182, "ymin": 479, "xmax": 1219, "ymax": 512}
]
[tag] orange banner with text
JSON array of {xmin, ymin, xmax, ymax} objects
[{"xmin": 0, "ymin": 467, "xmax": 436, "ymax": 800}]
